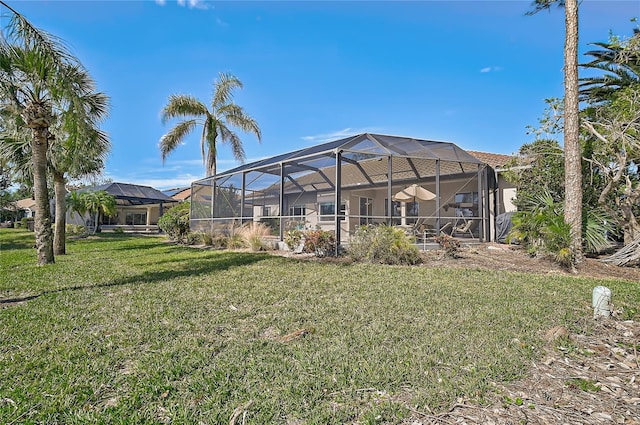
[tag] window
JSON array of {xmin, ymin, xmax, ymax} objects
[
  {"xmin": 319, "ymin": 202, "xmax": 346, "ymax": 221},
  {"xmin": 454, "ymin": 192, "xmax": 478, "ymax": 218},
  {"xmin": 103, "ymin": 213, "xmax": 118, "ymax": 225},
  {"xmin": 359, "ymin": 197, "xmax": 373, "ymax": 225},
  {"xmin": 262, "ymin": 206, "xmax": 271, "ymax": 217},
  {"xmin": 288, "ymin": 205, "xmax": 306, "ymax": 217},
  {"xmin": 125, "ymin": 212, "xmax": 147, "ymax": 225}
]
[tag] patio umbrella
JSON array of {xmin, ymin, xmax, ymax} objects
[{"xmin": 392, "ymin": 184, "xmax": 436, "ymax": 202}]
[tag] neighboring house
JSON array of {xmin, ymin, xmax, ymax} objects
[
  {"xmin": 68, "ymin": 182, "xmax": 178, "ymax": 232},
  {"xmin": 163, "ymin": 187, "xmax": 191, "ymax": 202},
  {"xmin": 15, "ymin": 198, "xmax": 36, "ymax": 218},
  {"xmin": 190, "ymin": 133, "xmax": 516, "ymax": 248}
]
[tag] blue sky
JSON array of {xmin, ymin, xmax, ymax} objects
[{"xmin": 7, "ymin": 0, "xmax": 639, "ymax": 190}]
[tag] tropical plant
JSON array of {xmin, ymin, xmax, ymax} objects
[
  {"xmin": 159, "ymin": 72, "xmax": 261, "ymax": 177},
  {"xmin": 508, "ymin": 191, "xmax": 613, "ymax": 267},
  {"xmin": 504, "ymin": 138, "xmax": 566, "ymax": 209},
  {"xmin": 581, "ymin": 85, "xmax": 640, "ymax": 243},
  {"xmin": 157, "ymin": 201, "xmax": 191, "ymax": 242},
  {"xmin": 348, "ymin": 225, "xmax": 421, "ymax": 265},
  {"xmin": 0, "ymin": 3, "xmax": 106, "ymax": 264},
  {"xmin": 65, "ymin": 223, "xmax": 85, "ymax": 237},
  {"xmin": 580, "ymin": 29, "xmax": 640, "ymax": 104},
  {"xmin": 66, "ymin": 190, "xmax": 116, "ymax": 235}
]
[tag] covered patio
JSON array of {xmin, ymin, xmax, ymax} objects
[
  {"xmin": 190, "ymin": 133, "xmax": 497, "ymax": 248},
  {"xmin": 68, "ymin": 182, "xmax": 178, "ymax": 232}
]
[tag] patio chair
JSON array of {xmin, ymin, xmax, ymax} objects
[
  {"xmin": 447, "ymin": 213, "xmax": 478, "ymax": 239},
  {"xmin": 410, "ymin": 217, "xmax": 426, "ymax": 237}
]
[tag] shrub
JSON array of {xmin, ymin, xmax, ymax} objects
[
  {"xmin": 434, "ymin": 234, "xmax": 460, "ymax": 258},
  {"xmin": 158, "ymin": 202, "xmax": 191, "ymax": 242},
  {"xmin": 112, "ymin": 227, "xmax": 125, "ymax": 234},
  {"xmin": 184, "ymin": 232, "xmax": 201, "ymax": 245},
  {"xmin": 65, "ymin": 224, "xmax": 86, "ymax": 236},
  {"xmin": 224, "ymin": 222, "xmax": 245, "ymax": 249},
  {"xmin": 284, "ymin": 229, "xmax": 304, "ymax": 251},
  {"xmin": 201, "ymin": 231, "xmax": 214, "ymax": 246},
  {"xmin": 239, "ymin": 222, "xmax": 271, "ymax": 251},
  {"xmin": 303, "ymin": 230, "xmax": 337, "ymax": 257},
  {"xmin": 348, "ymin": 225, "xmax": 421, "ymax": 265}
]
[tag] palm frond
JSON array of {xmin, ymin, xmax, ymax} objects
[
  {"xmin": 159, "ymin": 119, "xmax": 197, "ymax": 162},
  {"xmin": 2, "ymin": 3, "xmax": 77, "ymax": 67},
  {"xmin": 525, "ymin": 0, "xmax": 565, "ymax": 16},
  {"xmin": 220, "ymin": 104, "xmax": 262, "ymax": 142},
  {"xmin": 161, "ymin": 95, "xmax": 207, "ymax": 124},
  {"xmin": 218, "ymin": 124, "xmax": 245, "ymax": 163},
  {"xmin": 211, "ymin": 72, "xmax": 242, "ymax": 110}
]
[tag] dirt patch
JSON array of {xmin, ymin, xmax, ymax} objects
[
  {"xmin": 403, "ymin": 318, "xmax": 640, "ymax": 424},
  {"xmin": 419, "ymin": 242, "xmax": 640, "ymax": 282}
]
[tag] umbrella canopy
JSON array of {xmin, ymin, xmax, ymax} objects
[{"xmin": 392, "ymin": 184, "xmax": 436, "ymax": 202}]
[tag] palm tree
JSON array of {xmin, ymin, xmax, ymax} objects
[
  {"xmin": 67, "ymin": 190, "xmax": 116, "ymax": 235},
  {"xmin": 159, "ymin": 72, "xmax": 261, "ymax": 177},
  {"xmin": 580, "ymin": 30, "xmax": 640, "ymax": 103},
  {"xmin": 50, "ymin": 82, "xmax": 110, "ymax": 255},
  {"xmin": 527, "ymin": 0, "xmax": 583, "ymax": 265},
  {"xmin": 1, "ymin": 78, "xmax": 110, "ymax": 255},
  {"xmin": 0, "ymin": 3, "xmax": 103, "ymax": 264}
]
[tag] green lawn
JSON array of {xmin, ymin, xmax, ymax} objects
[{"xmin": 1, "ymin": 229, "xmax": 638, "ymax": 424}]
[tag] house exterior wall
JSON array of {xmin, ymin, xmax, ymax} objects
[{"xmin": 497, "ymin": 174, "xmax": 517, "ymax": 214}]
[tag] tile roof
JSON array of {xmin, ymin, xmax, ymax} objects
[
  {"xmin": 467, "ymin": 151, "xmax": 515, "ymax": 168},
  {"xmin": 15, "ymin": 198, "xmax": 36, "ymax": 210}
]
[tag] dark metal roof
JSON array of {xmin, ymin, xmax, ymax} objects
[
  {"xmin": 197, "ymin": 133, "xmax": 483, "ymax": 182},
  {"xmin": 82, "ymin": 182, "xmax": 174, "ymax": 205}
]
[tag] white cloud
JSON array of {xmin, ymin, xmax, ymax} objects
[
  {"xmin": 155, "ymin": 0, "xmax": 166, "ymax": 5},
  {"xmin": 176, "ymin": 0, "xmax": 210, "ymax": 10},
  {"xmin": 480, "ymin": 66, "xmax": 503, "ymax": 73},
  {"xmin": 301, "ymin": 127, "xmax": 382, "ymax": 144},
  {"xmin": 216, "ymin": 17, "xmax": 229, "ymax": 27}
]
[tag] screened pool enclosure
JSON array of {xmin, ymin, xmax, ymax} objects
[{"xmin": 190, "ymin": 133, "xmax": 498, "ymax": 248}]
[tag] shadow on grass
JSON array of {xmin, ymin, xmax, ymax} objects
[
  {"xmin": 0, "ymin": 230, "xmax": 35, "ymax": 251},
  {"xmin": 0, "ymin": 251, "xmax": 271, "ymax": 306}
]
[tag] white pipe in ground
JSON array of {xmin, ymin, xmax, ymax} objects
[{"xmin": 592, "ymin": 286, "xmax": 612, "ymax": 318}]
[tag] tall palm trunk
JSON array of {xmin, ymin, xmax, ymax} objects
[
  {"xmin": 563, "ymin": 0, "xmax": 583, "ymax": 264},
  {"xmin": 53, "ymin": 170, "xmax": 66, "ymax": 255},
  {"xmin": 26, "ymin": 111, "xmax": 55, "ymax": 264}
]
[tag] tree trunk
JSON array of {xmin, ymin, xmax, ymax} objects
[
  {"xmin": 30, "ymin": 125, "xmax": 55, "ymax": 265},
  {"xmin": 53, "ymin": 171, "xmax": 67, "ymax": 255},
  {"xmin": 563, "ymin": 0, "xmax": 583, "ymax": 264}
]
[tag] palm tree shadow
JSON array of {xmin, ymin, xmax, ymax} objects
[{"xmin": 0, "ymin": 251, "xmax": 270, "ymax": 306}]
